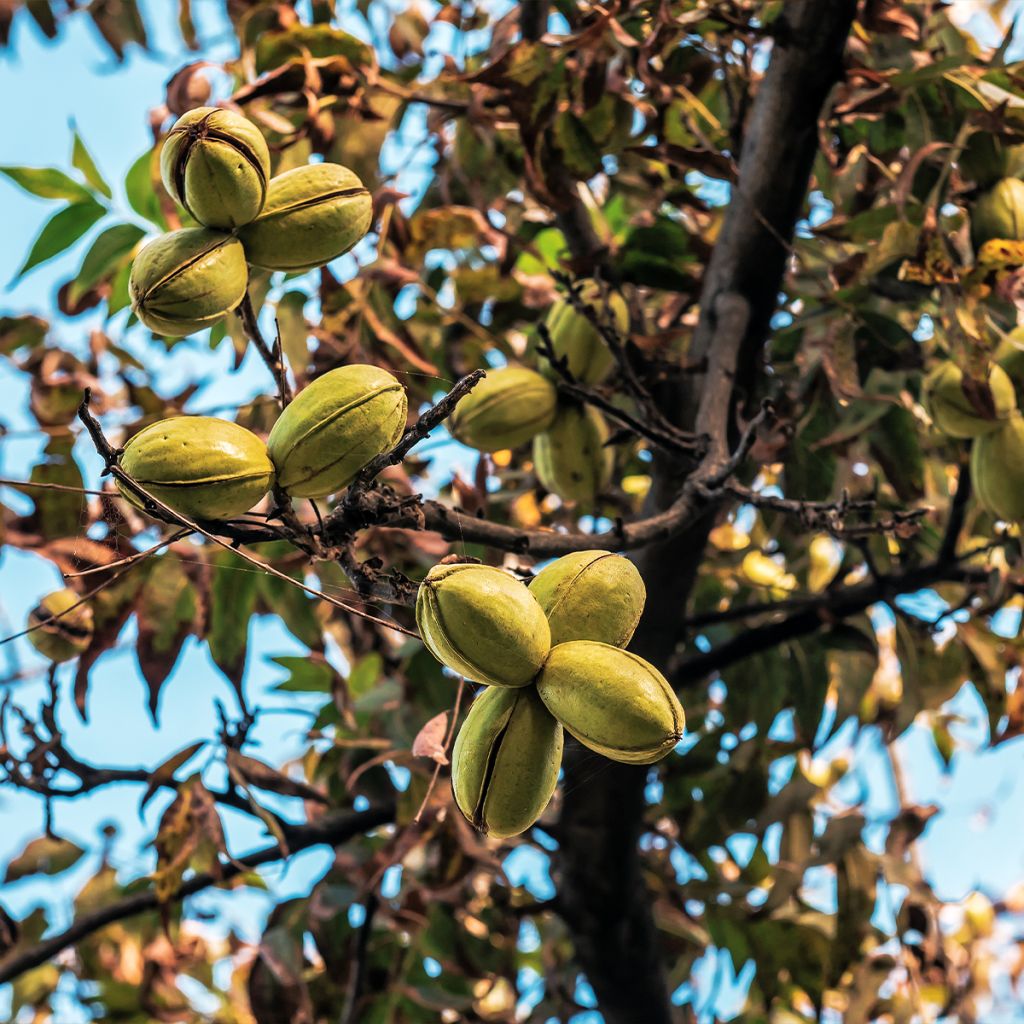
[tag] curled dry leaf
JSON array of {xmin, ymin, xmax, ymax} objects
[{"xmin": 412, "ymin": 710, "xmax": 450, "ymax": 765}]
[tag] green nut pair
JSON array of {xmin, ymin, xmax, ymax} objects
[
  {"xmin": 922, "ymin": 361, "xmax": 1016, "ymax": 439},
  {"xmin": 530, "ymin": 550, "xmax": 680, "ymax": 766},
  {"xmin": 117, "ymin": 415, "xmax": 275, "ymax": 520},
  {"xmin": 27, "ymin": 589, "xmax": 94, "ymax": 663},
  {"xmin": 447, "ymin": 367, "xmax": 615, "ymax": 505},
  {"xmin": 420, "ymin": 552, "xmax": 682, "ymax": 838}
]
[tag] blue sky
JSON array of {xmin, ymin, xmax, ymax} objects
[
  {"xmin": 0, "ymin": 0, "xmax": 353, "ymax": 961},
  {"xmin": 2, "ymin": 2, "xmax": 1024, "ymax": 1022}
]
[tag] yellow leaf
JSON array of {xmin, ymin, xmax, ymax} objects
[
  {"xmin": 741, "ymin": 551, "xmax": 795, "ymax": 598},
  {"xmin": 807, "ymin": 534, "xmax": 841, "ymax": 592},
  {"xmin": 709, "ymin": 523, "xmax": 749, "ymax": 552}
]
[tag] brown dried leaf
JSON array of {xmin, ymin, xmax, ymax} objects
[
  {"xmin": 139, "ymin": 741, "xmax": 205, "ymax": 815},
  {"xmin": 412, "ymin": 711, "xmax": 450, "ymax": 765}
]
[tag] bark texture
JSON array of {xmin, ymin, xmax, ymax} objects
[{"xmin": 554, "ymin": 4, "xmax": 859, "ymax": 1020}]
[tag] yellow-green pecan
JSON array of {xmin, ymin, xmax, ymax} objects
[
  {"xmin": 266, "ymin": 364, "xmax": 407, "ymax": 498},
  {"xmin": 118, "ymin": 416, "xmax": 275, "ymax": 520},
  {"xmin": 972, "ymin": 412, "xmax": 1024, "ymax": 522},
  {"xmin": 536, "ymin": 640, "xmax": 684, "ymax": 765},
  {"xmin": 996, "ymin": 328, "xmax": 1024, "ymax": 385},
  {"xmin": 447, "ymin": 367, "xmax": 557, "ymax": 452},
  {"xmin": 451, "ymin": 686, "xmax": 563, "ymax": 838},
  {"xmin": 532, "ymin": 403, "xmax": 612, "ymax": 507},
  {"xmin": 972, "ymin": 177, "xmax": 1024, "ymax": 251},
  {"xmin": 415, "ymin": 563, "xmax": 551, "ymax": 687},
  {"xmin": 28, "ymin": 589, "xmax": 93, "ymax": 663},
  {"xmin": 160, "ymin": 106, "xmax": 271, "ymax": 229},
  {"xmin": 542, "ymin": 281, "xmax": 629, "ymax": 386},
  {"xmin": 922, "ymin": 361, "xmax": 1016, "ymax": 439},
  {"xmin": 129, "ymin": 228, "xmax": 248, "ymax": 338},
  {"xmin": 238, "ymin": 163, "xmax": 372, "ymax": 272},
  {"xmin": 529, "ymin": 550, "xmax": 646, "ymax": 648}
]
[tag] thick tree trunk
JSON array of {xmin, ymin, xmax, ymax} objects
[{"xmin": 554, "ymin": 3, "xmax": 858, "ymax": 1021}]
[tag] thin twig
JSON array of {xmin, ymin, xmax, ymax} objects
[
  {"xmin": 62, "ymin": 530, "xmax": 191, "ymax": 579},
  {"xmin": 0, "ymin": 477, "xmax": 108, "ymax": 497},
  {"xmin": 340, "ymin": 891, "xmax": 380, "ymax": 1024},
  {"xmin": 550, "ymin": 273, "xmax": 698, "ymax": 450},
  {"xmin": 238, "ymin": 293, "xmax": 293, "ymax": 406}
]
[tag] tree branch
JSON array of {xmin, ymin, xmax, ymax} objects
[
  {"xmin": 0, "ymin": 804, "xmax": 394, "ymax": 985},
  {"xmin": 674, "ymin": 557, "xmax": 991, "ymax": 686},
  {"xmin": 77, "ymin": 392, "xmax": 417, "ymax": 638}
]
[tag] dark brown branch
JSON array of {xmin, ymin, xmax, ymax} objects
[
  {"xmin": 520, "ymin": 0, "xmax": 550, "ymax": 41},
  {"xmin": 340, "ymin": 890, "xmax": 380, "ymax": 1024},
  {"xmin": 939, "ymin": 457, "xmax": 971, "ymax": 564},
  {"xmin": 727, "ymin": 484, "xmax": 929, "ymax": 540},
  {"xmin": 673, "ymin": 558, "xmax": 991, "ymax": 686},
  {"xmin": 0, "ymin": 804, "xmax": 394, "ymax": 985},
  {"xmin": 416, "ymin": 491, "xmax": 707, "ymax": 556}
]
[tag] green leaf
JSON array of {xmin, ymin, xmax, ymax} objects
[
  {"xmin": 276, "ymin": 291, "xmax": 309, "ymax": 377},
  {"xmin": 621, "ymin": 218, "xmax": 693, "ymax": 291},
  {"xmin": 0, "ymin": 165, "xmax": 94, "ymax": 203},
  {"xmin": 13, "ymin": 200, "xmax": 106, "ymax": 281},
  {"xmin": 5, "ymin": 835, "xmax": 85, "ymax": 883},
  {"xmin": 139, "ymin": 740, "xmax": 206, "ymax": 814},
  {"xmin": 136, "ymin": 553, "xmax": 197, "ymax": 719},
  {"xmin": 0, "ymin": 315, "xmax": 48, "ymax": 355},
  {"xmin": 553, "ymin": 112, "xmax": 603, "ymax": 180},
  {"xmin": 107, "ymin": 260, "xmax": 132, "ymax": 318},
  {"xmin": 20, "ymin": 436, "xmax": 86, "ymax": 539},
  {"xmin": 124, "ymin": 149, "xmax": 165, "ymax": 228},
  {"xmin": 514, "ymin": 227, "xmax": 568, "ymax": 275},
  {"xmin": 255, "ymin": 23, "xmax": 372, "ymax": 73},
  {"xmin": 271, "ymin": 655, "xmax": 336, "ymax": 693},
  {"xmin": 256, "ymin": 571, "xmax": 323, "ymax": 650},
  {"xmin": 207, "ymin": 548, "xmax": 259, "ymax": 694},
  {"xmin": 69, "ymin": 222, "xmax": 146, "ymax": 304},
  {"xmin": 71, "ymin": 130, "xmax": 112, "ymax": 198},
  {"xmin": 348, "ymin": 652, "xmax": 384, "ymax": 698}
]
